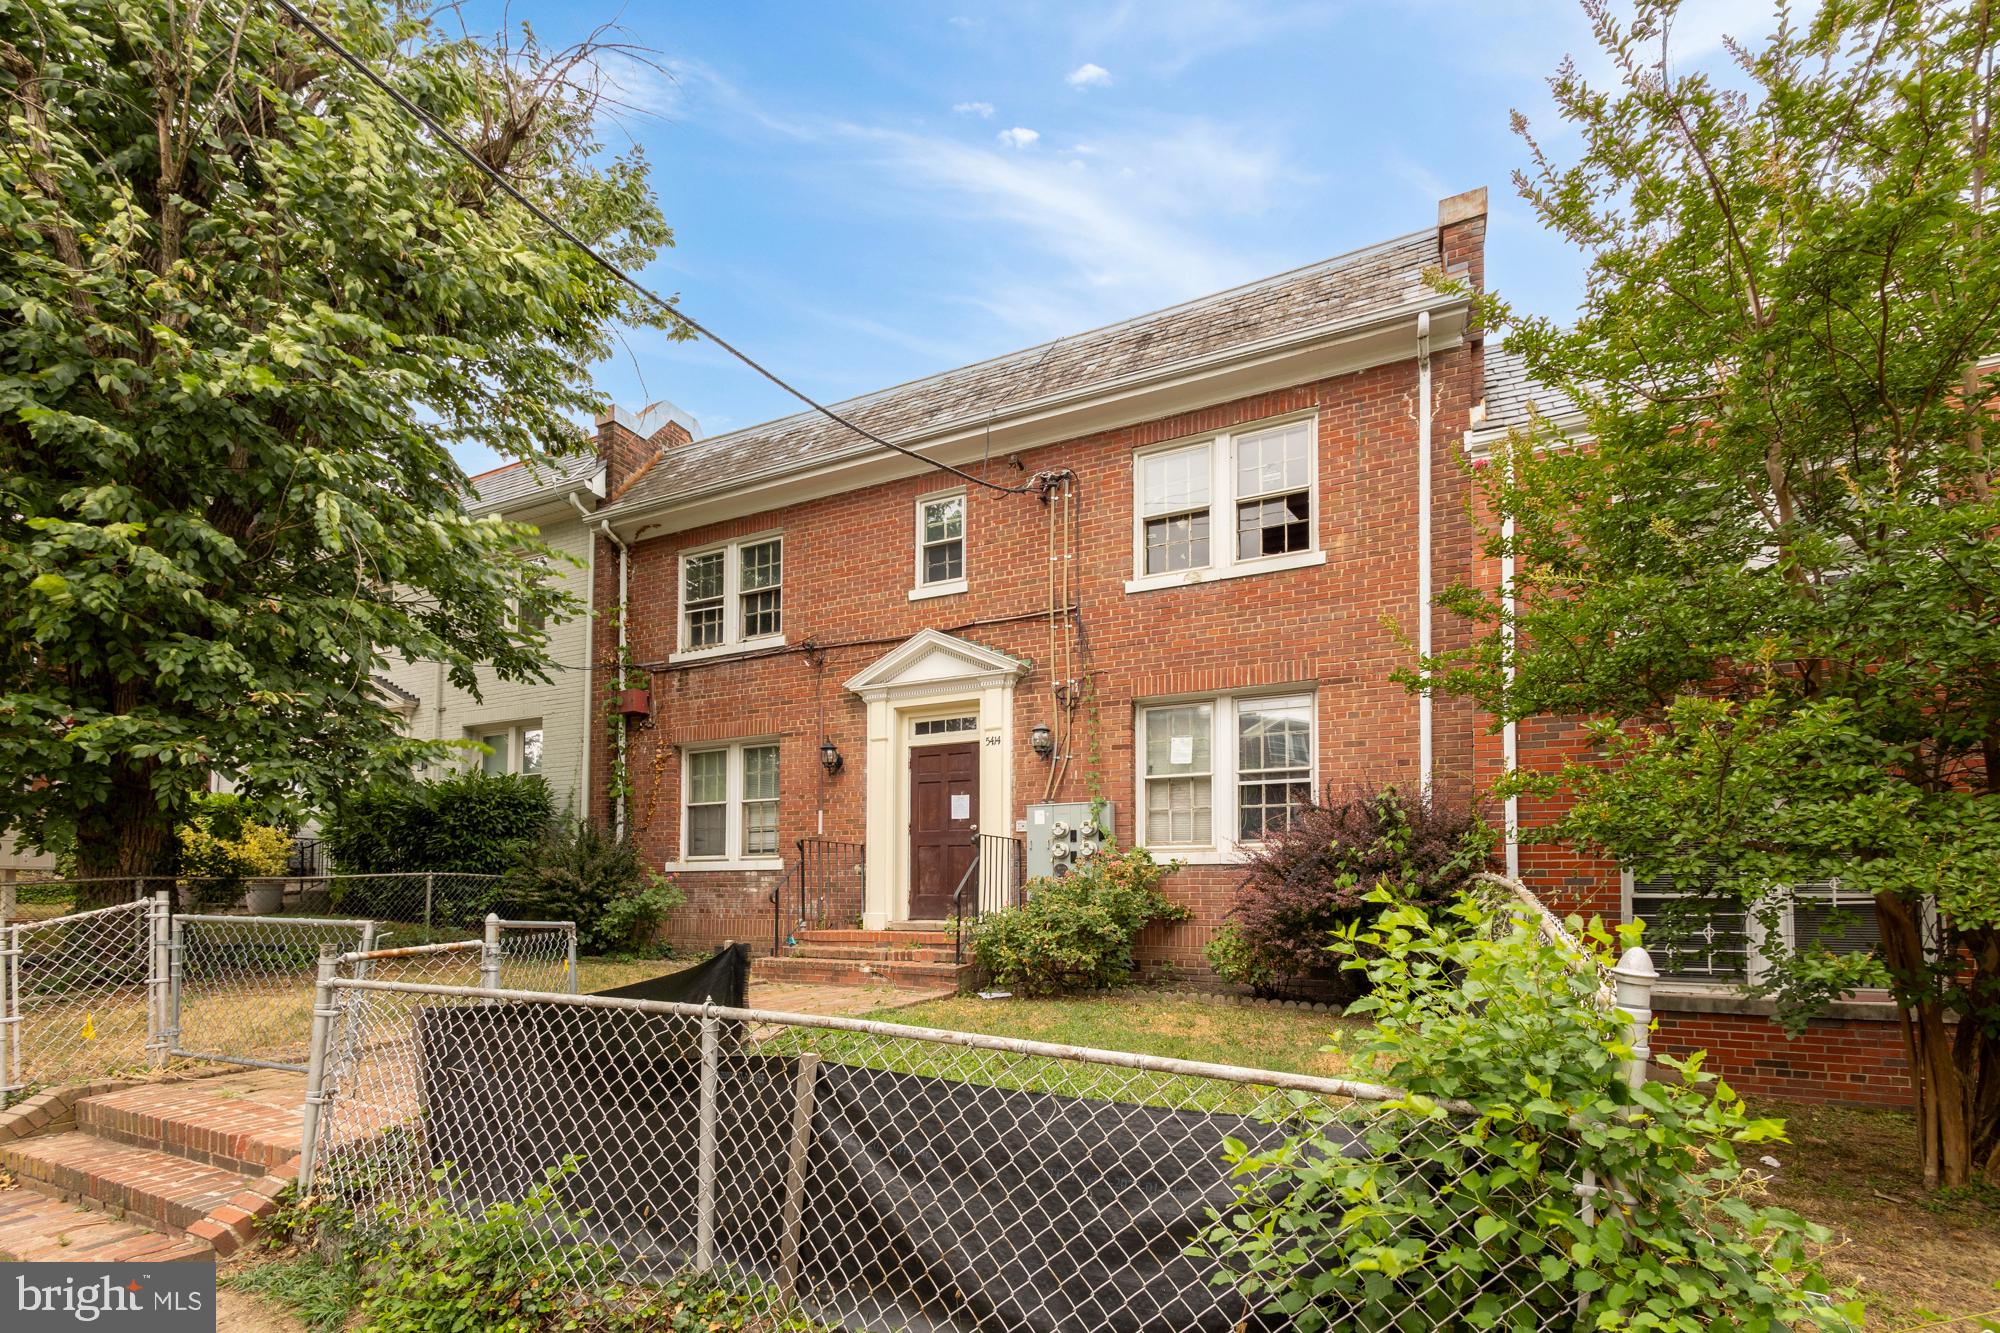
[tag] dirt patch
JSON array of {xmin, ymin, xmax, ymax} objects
[{"xmin": 1756, "ymin": 1101, "xmax": 2000, "ymax": 1328}]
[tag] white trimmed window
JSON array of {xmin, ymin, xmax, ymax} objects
[
  {"xmin": 682, "ymin": 741, "xmax": 781, "ymax": 863},
  {"xmin": 474, "ymin": 722, "xmax": 544, "ymax": 777},
  {"xmin": 1136, "ymin": 693, "xmax": 1314, "ymax": 856},
  {"xmin": 1129, "ymin": 416, "xmax": 1321, "ymax": 592},
  {"xmin": 677, "ymin": 535, "xmax": 784, "ymax": 657},
  {"xmin": 1622, "ymin": 868, "xmax": 1883, "ymax": 986},
  {"xmin": 912, "ymin": 491, "xmax": 967, "ymax": 598}
]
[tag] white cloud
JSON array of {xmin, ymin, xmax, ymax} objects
[
  {"xmin": 996, "ymin": 126, "xmax": 1041, "ymax": 149},
  {"xmin": 1066, "ymin": 62, "xmax": 1113, "ymax": 89},
  {"xmin": 953, "ymin": 101, "xmax": 995, "ymax": 118}
]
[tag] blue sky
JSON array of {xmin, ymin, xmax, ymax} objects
[{"xmin": 449, "ymin": 0, "xmax": 1759, "ymax": 472}]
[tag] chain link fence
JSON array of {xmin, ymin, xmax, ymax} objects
[
  {"xmin": 169, "ymin": 915, "xmax": 376, "ymax": 1071},
  {"xmin": 300, "ymin": 981, "xmax": 1599, "ymax": 1333},
  {"xmin": 0, "ymin": 898, "xmax": 161, "ymax": 1098},
  {"xmin": 0, "ymin": 873, "xmax": 508, "ymax": 939}
]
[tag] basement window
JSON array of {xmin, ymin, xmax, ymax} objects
[{"xmin": 1622, "ymin": 867, "xmax": 1885, "ymax": 987}]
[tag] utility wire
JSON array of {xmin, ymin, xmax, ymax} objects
[{"xmin": 266, "ymin": 0, "xmax": 1055, "ymax": 497}]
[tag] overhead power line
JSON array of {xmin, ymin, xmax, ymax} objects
[{"xmin": 265, "ymin": 0, "xmax": 1053, "ymax": 497}]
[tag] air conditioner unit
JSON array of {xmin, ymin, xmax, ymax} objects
[{"xmin": 1025, "ymin": 802, "xmax": 1115, "ymax": 881}]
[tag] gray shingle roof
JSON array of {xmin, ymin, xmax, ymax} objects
[
  {"xmin": 613, "ymin": 228, "xmax": 1444, "ymax": 511},
  {"xmin": 1480, "ymin": 347, "xmax": 1584, "ymax": 434},
  {"xmin": 463, "ymin": 453, "xmax": 600, "ymax": 512}
]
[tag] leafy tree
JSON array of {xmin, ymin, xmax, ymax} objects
[
  {"xmin": 0, "ymin": 1, "xmax": 672, "ymax": 896},
  {"xmin": 1422, "ymin": 0, "xmax": 2000, "ymax": 1186}
]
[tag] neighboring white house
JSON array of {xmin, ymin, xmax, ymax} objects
[{"xmin": 380, "ymin": 453, "xmax": 608, "ymax": 817}]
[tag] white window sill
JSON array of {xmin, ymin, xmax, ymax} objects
[
  {"xmin": 1124, "ymin": 549, "xmax": 1325, "ymax": 595},
  {"xmin": 1136, "ymin": 846, "xmax": 1248, "ymax": 866},
  {"xmin": 662, "ymin": 858, "xmax": 785, "ymax": 874},
  {"xmin": 909, "ymin": 579, "xmax": 968, "ymax": 602},
  {"xmin": 668, "ymin": 634, "xmax": 787, "ymax": 665}
]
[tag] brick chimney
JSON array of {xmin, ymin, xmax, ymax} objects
[
  {"xmin": 594, "ymin": 401, "xmax": 702, "ymax": 503},
  {"xmin": 1437, "ymin": 186, "xmax": 1488, "ymax": 308}
]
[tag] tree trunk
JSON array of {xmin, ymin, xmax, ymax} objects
[
  {"xmin": 70, "ymin": 759, "xmax": 173, "ymax": 907},
  {"xmin": 1876, "ymin": 892, "xmax": 1991, "ymax": 1189}
]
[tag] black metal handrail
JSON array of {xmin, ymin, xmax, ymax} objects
[
  {"xmin": 953, "ymin": 832, "xmax": 1025, "ymax": 964},
  {"xmin": 768, "ymin": 859, "xmax": 804, "ymax": 955}
]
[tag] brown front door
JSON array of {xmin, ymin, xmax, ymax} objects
[{"xmin": 908, "ymin": 741, "xmax": 979, "ymax": 920}]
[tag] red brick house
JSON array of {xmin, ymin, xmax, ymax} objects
[{"xmin": 578, "ymin": 186, "xmax": 1909, "ymax": 1106}]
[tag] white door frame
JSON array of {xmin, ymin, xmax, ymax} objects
[{"xmin": 845, "ymin": 630, "xmax": 1025, "ymax": 929}]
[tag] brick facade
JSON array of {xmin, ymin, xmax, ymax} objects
[{"xmin": 582, "ymin": 191, "xmax": 1915, "ymax": 1108}]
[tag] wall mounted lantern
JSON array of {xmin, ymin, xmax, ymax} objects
[
  {"xmin": 1029, "ymin": 724, "xmax": 1054, "ymax": 759},
  {"xmin": 819, "ymin": 739, "xmax": 844, "ymax": 775}
]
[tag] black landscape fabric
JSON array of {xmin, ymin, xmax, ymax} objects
[
  {"xmin": 588, "ymin": 942, "xmax": 749, "ymax": 1007},
  {"xmin": 418, "ymin": 1004, "xmax": 1335, "ymax": 1333}
]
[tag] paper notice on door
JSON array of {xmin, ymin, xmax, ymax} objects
[
  {"xmin": 1169, "ymin": 735, "xmax": 1194, "ymax": 766},
  {"xmin": 951, "ymin": 793, "xmax": 971, "ymax": 820}
]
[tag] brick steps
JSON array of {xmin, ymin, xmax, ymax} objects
[
  {"xmin": 794, "ymin": 928, "xmax": 955, "ymax": 947},
  {"xmin": 80, "ymin": 1081, "xmax": 302, "ymax": 1174},
  {"xmin": 788, "ymin": 943, "xmax": 959, "ymax": 963},
  {"xmin": 1, "ymin": 1131, "xmax": 255, "ymax": 1236},
  {"xmin": 0, "ymin": 1072, "xmax": 303, "ymax": 1261},
  {"xmin": 0, "ymin": 1187, "xmax": 213, "ymax": 1263},
  {"xmin": 755, "ymin": 954, "xmax": 966, "ymax": 990}
]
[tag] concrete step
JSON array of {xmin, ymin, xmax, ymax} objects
[
  {"xmin": 79, "ymin": 1081, "xmax": 303, "ymax": 1176},
  {"xmin": 788, "ymin": 943, "xmax": 959, "ymax": 964},
  {"xmin": 0, "ymin": 1131, "xmax": 267, "ymax": 1254},
  {"xmin": 0, "ymin": 1186, "xmax": 213, "ymax": 1262},
  {"xmin": 755, "ymin": 955, "xmax": 966, "ymax": 991}
]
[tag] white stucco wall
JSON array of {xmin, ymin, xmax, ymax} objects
[{"xmin": 379, "ymin": 507, "xmax": 596, "ymax": 818}]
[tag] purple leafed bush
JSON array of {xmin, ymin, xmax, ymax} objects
[{"xmin": 1207, "ymin": 785, "xmax": 1494, "ymax": 998}]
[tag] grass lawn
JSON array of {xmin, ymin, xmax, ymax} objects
[{"xmin": 872, "ymin": 991, "xmax": 1364, "ymax": 1079}]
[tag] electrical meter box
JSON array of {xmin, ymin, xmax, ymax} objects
[{"xmin": 1025, "ymin": 802, "xmax": 1115, "ymax": 881}]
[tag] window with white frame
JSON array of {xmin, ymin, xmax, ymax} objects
[
  {"xmin": 679, "ymin": 536, "xmax": 783, "ymax": 654},
  {"xmin": 1137, "ymin": 693, "xmax": 1313, "ymax": 853},
  {"xmin": 682, "ymin": 741, "xmax": 781, "ymax": 862},
  {"xmin": 914, "ymin": 492, "xmax": 966, "ymax": 593},
  {"xmin": 474, "ymin": 722, "xmax": 544, "ymax": 777},
  {"xmin": 1131, "ymin": 417, "xmax": 1318, "ymax": 586},
  {"xmin": 1623, "ymin": 866, "xmax": 1883, "ymax": 986}
]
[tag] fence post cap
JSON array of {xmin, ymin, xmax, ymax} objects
[{"xmin": 1610, "ymin": 945, "xmax": 1658, "ymax": 982}]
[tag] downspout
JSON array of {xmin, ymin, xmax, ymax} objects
[
  {"xmin": 1501, "ymin": 460, "xmax": 1520, "ymax": 879},
  {"xmin": 1416, "ymin": 312, "xmax": 1433, "ymax": 801},
  {"xmin": 594, "ymin": 516, "xmax": 631, "ymax": 842},
  {"xmin": 565, "ymin": 491, "xmax": 598, "ymax": 822}
]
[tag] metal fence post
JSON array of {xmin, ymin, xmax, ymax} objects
[
  {"xmin": 1611, "ymin": 944, "xmax": 1658, "ymax": 1093},
  {"xmin": 565, "ymin": 925, "xmax": 579, "ymax": 995},
  {"xmin": 0, "ymin": 922, "xmax": 14, "ymax": 1109},
  {"xmin": 480, "ymin": 913, "xmax": 501, "ymax": 992},
  {"xmin": 132, "ymin": 876, "xmax": 144, "ymax": 905},
  {"xmin": 297, "ymin": 945, "xmax": 340, "ymax": 1190},
  {"xmin": 355, "ymin": 921, "xmax": 378, "ymax": 982},
  {"xmin": 694, "ymin": 1005, "xmax": 720, "ymax": 1272},
  {"xmin": 146, "ymin": 892, "xmax": 171, "ymax": 1068},
  {"xmin": 1, "ymin": 874, "xmax": 14, "ymax": 927},
  {"xmin": 166, "ymin": 913, "xmax": 185, "ymax": 1057},
  {"xmin": 424, "ymin": 872, "xmax": 435, "ymax": 935}
]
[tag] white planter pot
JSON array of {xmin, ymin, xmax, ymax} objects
[{"xmin": 245, "ymin": 879, "xmax": 285, "ymax": 915}]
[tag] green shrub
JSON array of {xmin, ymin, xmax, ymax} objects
[
  {"xmin": 324, "ymin": 771, "xmax": 553, "ymax": 874},
  {"xmin": 1209, "ymin": 785, "xmax": 1493, "ymax": 998},
  {"xmin": 501, "ymin": 816, "xmax": 684, "ymax": 955},
  {"xmin": 1197, "ymin": 893, "xmax": 1859, "ymax": 1332},
  {"xmin": 968, "ymin": 846, "xmax": 1187, "ymax": 996},
  {"xmin": 175, "ymin": 793, "xmax": 290, "ymax": 910},
  {"xmin": 269, "ymin": 1165, "xmax": 826, "ymax": 1333}
]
